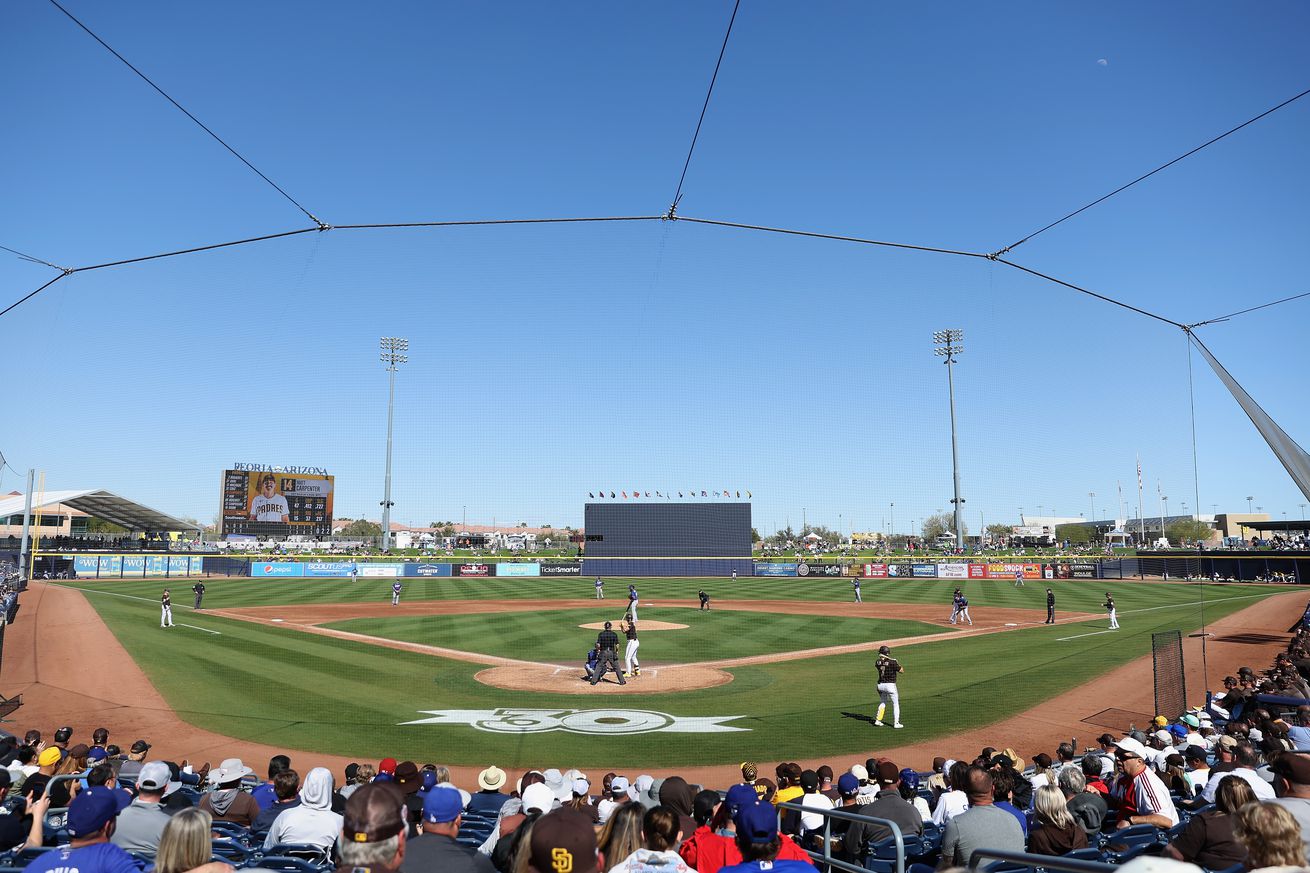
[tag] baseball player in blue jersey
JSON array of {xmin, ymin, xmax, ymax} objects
[
  {"xmin": 956, "ymin": 593, "xmax": 973, "ymax": 625},
  {"xmin": 594, "ymin": 576, "xmax": 604, "ymax": 599},
  {"xmin": 853, "ymin": 579, "xmax": 862, "ymax": 603},
  {"xmin": 628, "ymin": 584, "xmax": 639, "ymax": 622},
  {"xmin": 391, "ymin": 580, "xmax": 402, "ymax": 606},
  {"xmin": 949, "ymin": 588, "xmax": 963, "ymax": 624}
]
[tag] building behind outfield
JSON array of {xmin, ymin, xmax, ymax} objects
[{"xmin": 581, "ymin": 502, "xmax": 752, "ymax": 577}]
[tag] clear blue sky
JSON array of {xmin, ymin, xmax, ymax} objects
[{"xmin": 3, "ymin": 1, "xmax": 1308, "ymax": 533}]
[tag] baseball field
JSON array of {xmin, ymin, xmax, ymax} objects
[{"xmin": 34, "ymin": 575, "xmax": 1294, "ymax": 771}]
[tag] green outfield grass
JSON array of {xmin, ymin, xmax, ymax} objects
[
  {"xmin": 53, "ymin": 578, "xmax": 1284, "ymax": 768},
  {"xmin": 321, "ymin": 609, "xmax": 943, "ymax": 664}
]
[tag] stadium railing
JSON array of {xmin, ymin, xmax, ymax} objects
[
  {"xmin": 967, "ymin": 848, "xmax": 1115, "ymax": 873},
  {"xmin": 776, "ymin": 800, "xmax": 911, "ymax": 873}
]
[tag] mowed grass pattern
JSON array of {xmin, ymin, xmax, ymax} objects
[
  {"xmin": 323, "ymin": 609, "xmax": 942, "ymax": 664},
  {"xmin": 55, "ymin": 578, "xmax": 1283, "ymax": 767}
]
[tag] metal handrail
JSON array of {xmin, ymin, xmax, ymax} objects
[
  {"xmin": 776, "ymin": 800, "xmax": 908, "ymax": 873},
  {"xmin": 968, "ymin": 848, "xmax": 1115, "ymax": 873}
]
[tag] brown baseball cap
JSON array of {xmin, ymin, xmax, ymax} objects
[
  {"xmin": 394, "ymin": 761, "xmax": 420, "ymax": 794},
  {"xmin": 529, "ymin": 808, "xmax": 598, "ymax": 873},
  {"xmin": 875, "ymin": 761, "xmax": 900, "ymax": 785},
  {"xmin": 342, "ymin": 783, "xmax": 406, "ymax": 844}
]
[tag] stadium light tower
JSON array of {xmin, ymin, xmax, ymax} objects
[
  {"xmin": 379, "ymin": 337, "xmax": 409, "ymax": 551},
  {"xmin": 933, "ymin": 329, "xmax": 965, "ymax": 549}
]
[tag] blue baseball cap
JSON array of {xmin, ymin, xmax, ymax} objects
[
  {"xmin": 1168, "ymin": 724, "xmax": 1188, "ymax": 740},
  {"xmin": 422, "ymin": 786, "xmax": 463, "ymax": 823},
  {"xmin": 837, "ymin": 773, "xmax": 860, "ymax": 796},
  {"xmin": 725, "ymin": 783, "xmax": 757, "ymax": 813},
  {"xmin": 899, "ymin": 769, "xmax": 920, "ymax": 790},
  {"xmin": 734, "ymin": 801, "xmax": 779, "ymax": 843},
  {"xmin": 67, "ymin": 786, "xmax": 132, "ymax": 837}
]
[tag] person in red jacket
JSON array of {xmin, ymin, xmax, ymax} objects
[{"xmin": 681, "ymin": 785, "xmax": 815, "ymax": 873}]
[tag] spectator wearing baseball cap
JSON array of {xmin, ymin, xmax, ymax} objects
[
  {"xmin": 336, "ymin": 782, "xmax": 407, "ymax": 873},
  {"xmin": 110, "ymin": 762, "xmax": 173, "ymax": 860},
  {"xmin": 723, "ymin": 801, "xmax": 815, "ymax": 872},
  {"xmin": 19, "ymin": 746, "xmax": 67, "ymax": 810},
  {"xmin": 697, "ymin": 793, "xmax": 816, "ymax": 873},
  {"xmin": 404, "ymin": 785, "xmax": 493, "ymax": 873},
  {"xmin": 528, "ymin": 808, "xmax": 603, "ymax": 873},
  {"xmin": 467, "ymin": 766, "xmax": 510, "ymax": 816},
  {"xmin": 772, "ymin": 763, "xmax": 804, "ymax": 808},
  {"xmin": 117, "ymin": 740, "xmax": 151, "ymax": 784},
  {"xmin": 597, "ymin": 775, "xmax": 632, "ymax": 825},
  {"xmin": 1110, "ymin": 738, "xmax": 1180, "ymax": 828},
  {"xmin": 24, "ymin": 785, "xmax": 133, "ymax": 873},
  {"xmin": 788, "ymin": 769, "xmax": 833, "ymax": 838},
  {"xmin": 841, "ymin": 762, "xmax": 922, "ymax": 866},
  {"xmin": 1267, "ymin": 751, "xmax": 1310, "ymax": 857}
]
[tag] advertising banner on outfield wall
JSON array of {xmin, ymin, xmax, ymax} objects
[
  {"xmin": 1073, "ymin": 563, "xmax": 1099, "ymax": 578},
  {"xmin": 359, "ymin": 563, "xmax": 403, "ymax": 577},
  {"xmin": 968, "ymin": 564, "xmax": 986, "ymax": 578},
  {"xmin": 886, "ymin": 564, "xmax": 911, "ymax": 577},
  {"xmin": 73, "ymin": 556, "xmax": 98, "ymax": 575},
  {"xmin": 253, "ymin": 562, "xmax": 304, "ymax": 577},
  {"xmin": 101, "ymin": 556, "xmax": 124, "ymax": 575},
  {"xmin": 404, "ymin": 563, "xmax": 453, "ymax": 577},
  {"xmin": 455, "ymin": 563, "xmax": 494, "ymax": 577},
  {"xmin": 123, "ymin": 556, "xmax": 146, "ymax": 575},
  {"xmin": 937, "ymin": 563, "xmax": 968, "ymax": 579},
  {"xmin": 842, "ymin": 563, "xmax": 861, "ymax": 576},
  {"xmin": 169, "ymin": 556, "xmax": 191, "ymax": 576},
  {"xmin": 986, "ymin": 562, "xmax": 1042, "ymax": 580},
  {"xmin": 303, "ymin": 561, "xmax": 355, "ymax": 577},
  {"xmin": 862, "ymin": 564, "xmax": 888, "ymax": 577},
  {"xmin": 145, "ymin": 556, "xmax": 170, "ymax": 576},
  {"xmin": 797, "ymin": 563, "xmax": 842, "ymax": 577},
  {"xmin": 496, "ymin": 563, "xmax": 541, "ymax": 577},
  {"xmin": 911, "ymin": 563, "xmax": 937, "ymax": 578},
  {"xmin": 754, "ymin": 563, "xmax": 798, "ymax": 577},
  {"xmin": 540, "ymin": 562, "xmax": 582, "ymax": 576}
]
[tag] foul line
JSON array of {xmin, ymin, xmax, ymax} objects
[
  {"xmin": 1056, "ymin": 591, "xmax": 1276, "ymax": 641},
  {"xmin": 1057, "ymin": 629, "xmax": 1119, "ymax": 641},
  {"xmin": 51, "ymin": 584, "xmax": 222, "ymax": 634}
]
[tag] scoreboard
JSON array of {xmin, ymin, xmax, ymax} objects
[
  {"xmin": 220, "ymin": 469, "xmax": 334, "ymax": 538},
  {"xmin": 583, "ymin": 503, "xmax": 751, "ymax": 557}
]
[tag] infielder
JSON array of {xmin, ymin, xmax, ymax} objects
[
  {"xmin": 852, "ymin": 579, "xmax": 862, "ymax": 603},
  {"xmin": 1104, "ymin": 593, "xmax": 1118, "ymax": 629},
  {"xmin": 590, "ymin": 621, "xmax": 625, "ymax": 686},
  {"xmin": 956, "ymin": 593, "xmax": 972, "ymax": 626},
  {"xmin": 1046, "ymin": 588, "xmax": 1056, "ymax": 624},
  {"xmin": 698, "ymin": 589, "xmax": 711, "ymax": 611},
  {"xmin": 192, "ymin": 581, "xmax": 205, "ymax": 610},
  {"xmin": 949, "ymin": 588, "xmax": 963, "ymax": 624},
  {"xmin": 160, "ymin": 589, "xmax": 175, "ymax": 628},
  {"xmin": 594, "ymin": 576, "xmax": 604, "ymax": 600},
  {"xmin": 874, "ymin": 645, "xmax": 904, "ymax": 729},
  {"xmin": 391, "ymin": 581, "xmax": 403, "ymax": 606},
  {"xmin": 628, "ymin": 584, "xmax": 639, "ymax": 622},
  {"xmin": 1013, "ymin": 568, "xmax": 1025, "ymax": 587},
  {"xmin": 622, "ymin": 616, "xmax": 641, "ymax": 677}
]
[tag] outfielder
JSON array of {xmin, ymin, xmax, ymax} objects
[
  {"xmin": 628, "ymin": 584, "xmax": 639, "ymax": 622},
  {"xmin": 1104, "ymin": 593, "xmax": 1118, "ymax": 629},
  {"xmin": 391, "ymin": 581, "xmax": 403, "ymax": 606},
  {"xmin": 874, "ymin": 645, "xmax": 904, "ymax": 729},
  {"xmin": 1013, "ymin": 568, "xmax": 1025, "ymax": 587},
  {"xmin": 594, "ymin": 576, "xmax": 604, "ymax": 599},
  {"xmin": 192, "ymin": 581, "xmax": 205, "ymax": 610},
  {"xmin": 852, "ymin": 579, "xmax": 862, "ymax": 603},
  {"xmin": 160, "ymin": 589, "xmax": 175, "ymax": 628},
  {"xmin": 622, "ymin": 615, "xmax": 641, "ymax": 677},
  {"xmin": 590, "ymin": 621, "xmax": 625, "ymax": 686}
]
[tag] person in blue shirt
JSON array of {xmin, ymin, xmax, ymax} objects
[
  {"xmin": 720, "ymin": 801, "xmax": 815, "ymax": 872},
  {"xmin": 583, "ymin": 644, "xmax": 600, "ymax": 682},
  {"xmin": 27, "ymin": 786, "xmax": 138, "ymax": 873}
]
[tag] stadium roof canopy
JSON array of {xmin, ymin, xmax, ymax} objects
[
  {"xmin": 0, "ymin": 490, "xmax": 199, "ymax": 532},
  {"xmin": 1246, "ymin": 519, "xmax": 1310, "ymax": 533}
]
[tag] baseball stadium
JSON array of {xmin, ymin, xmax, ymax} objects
[{"xmin": 4, "ymin": 3, "xmax": 1310, "ymax": 873}]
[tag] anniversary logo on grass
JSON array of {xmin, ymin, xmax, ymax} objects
[{"xmin": 401, "ymin": 708, "xmax": 749, "ymax": 735}]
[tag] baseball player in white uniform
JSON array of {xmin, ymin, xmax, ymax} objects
[
  {"xmin": 627, "ymin": 584, "xmax": 638, "ymax": 622},
  {"xmin": 160, "ymin": 589, "xmax": 175, "ymax": 628},
  {"xmin": 622, "ymin": 616, "xmax": 641, "ymax": 677},
  {"xmin": 874, "ymin": 645, "xmax": 904, "ymax": 728},
  {"xmin": 1104, "ymin": 593, "xmax": 1118, "ymax": 629},
  {"xmin": 949, "ymin": 589, "xmax": 962, "ymax": 624},
  {"xmin": 594, "ymin": 577, "xmax": 604, "ymax": 599},
  {"xmin": 1013, "ymin": 568, "xmax": 1025, "ymax": 587},
  {"xmin": 391, "ymin": 581, "xmax": 403, "ymax": 606},
  {"xmin": 248, "ymin": 475, "xmax": 290, "ymax": 523}
]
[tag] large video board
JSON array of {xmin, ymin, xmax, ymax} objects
[
  {"xmin": 583, "ymin": 502, "xmax": 751, "ymax": 557},
  {"xmin": 220, "ymin": 468, "xmax": 334, "ymax": 538}
]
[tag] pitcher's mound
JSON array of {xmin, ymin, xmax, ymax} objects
[
  {"xmin": 578, "ymin": 620, "xmax": 688, "ymax": 631},
  {"xmin": 475, "ymin": 663, "xmax": 732, "ymax": 694}
]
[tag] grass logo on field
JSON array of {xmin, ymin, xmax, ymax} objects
[{"xmin": 399, "ymin": 708, "xmax": 748, "ymax": 734}]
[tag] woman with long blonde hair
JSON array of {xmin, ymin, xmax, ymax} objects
[
  {"xmin": 156, "ymin": 807, "xmax": 233, "ymax": 873},
  {"xmin": 1233, "ymin": 801, "xmax": 1308, "ymax": 872},
  {"xmin": 1027, "ymin": 784, "xmax": 1088, "ymax": 856},
  {"xmin": 597, "ymin": 803, "xmax": 643, "ymax": 868}
]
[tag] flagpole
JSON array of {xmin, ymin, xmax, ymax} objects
[{"xmin": 1137, "ymin": 455, "xmax": 1145, "ymax": 547}]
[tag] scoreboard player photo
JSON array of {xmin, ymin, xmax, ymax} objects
[{"xmin": 249, "ymin": 474, "xmax": 290, "ymax": 523}]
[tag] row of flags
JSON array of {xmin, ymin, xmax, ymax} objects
[{"xmin": 588, "ymin": 490, "xmax": 752, "ymax": 500}]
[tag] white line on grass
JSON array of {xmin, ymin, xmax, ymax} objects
[
  {"xmin": 52, "ymin": 584, "xmax": 222, "ymax": 634},
  {"xmin": 175, "ymin": 623, "xmax": 222, "ymax": 635},
  {"xmin": 1057, "ymin": 629, "xmax": 1118, "ymax": 641}
]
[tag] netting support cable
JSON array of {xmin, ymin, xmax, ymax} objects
[
  {"xmin": 0, "ymin": 244, "xmax": 67, "ymax": 273},
  {"xmin": 47, "ymin": 0, "xmax": 326, "ymax": 229},
  {"xmin": 992, "ymin": 85, "xmax": 1310, "ymax": 257},
  {"xmin": 667, "ymin": 0, "xmax": 743, "ymax": 219},
  {"xmin": 991, "ymin": 257, "xmax": 1183, "ymax": 327},
  {"xmin": 0, "ymin": 274, "xmax": 70, "ymax": 319},
  {"xmin": 1189, "ymin": 289, "xmax": 1310, "ymax": 329},
  {"xmin": 675, "ymin": 215, "xmax": 991, "ymax": 259},
  {"xmin": 1184, "ymin": 328, "xmax": 1202, "ymax": 532},
  {"xmin": 332, "ymin": 216, "xmax": 667, "ymax": 231}
]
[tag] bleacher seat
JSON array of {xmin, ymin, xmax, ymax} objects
[{"xmin": 241, "ymin": 856, "xmax": 324, "ymax": 873}]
